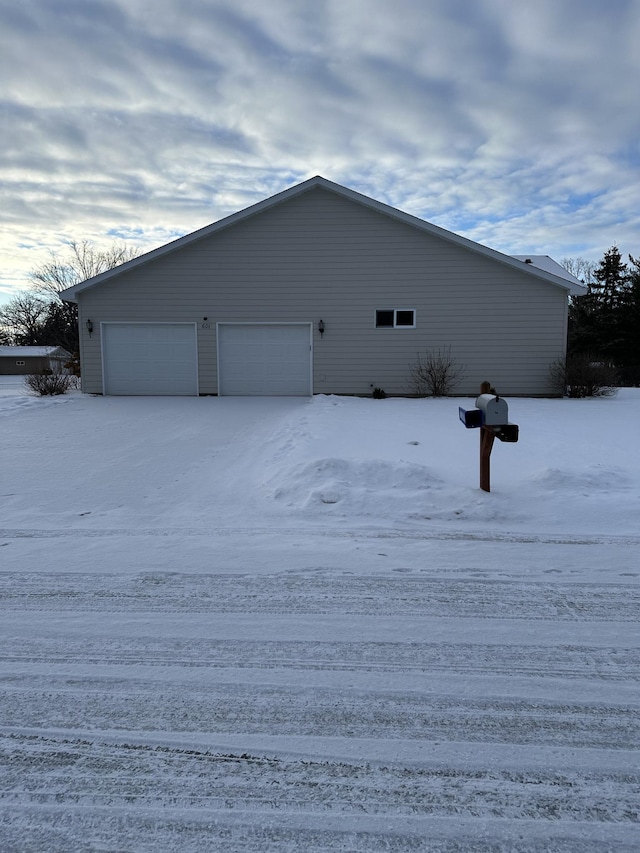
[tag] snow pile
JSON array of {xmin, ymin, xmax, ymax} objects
[{"xmin": 267, "ymin": 456, "xmax": 444, "ymax": 510}]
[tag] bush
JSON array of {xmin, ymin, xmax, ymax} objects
[
  {"xmin": 548, "ymin": 354, "xmax": 618, "ymax": 398},
  {"xmin": 24, "ymin": 368, "xmax": 75, "ymax": 396},
  {"xmin": 410, "ymin": 346, "xmax": 466, "ymax": 396}
]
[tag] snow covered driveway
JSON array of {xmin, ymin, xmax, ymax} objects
[{"xmin": 1, "ymin": 386, "xmax": 639, "ymax": 850}]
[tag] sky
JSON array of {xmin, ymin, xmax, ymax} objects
[{"xmin": 1, "ymin": 0, "xmax": 639, "ymax": 306}]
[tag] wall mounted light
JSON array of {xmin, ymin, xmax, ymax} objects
[
  {"xmin": 86, "ymin": 319, "xmax": 94, "ymax": 335},
  {"xmin": 318, "ymin": 319, "xmax": 325, "ymax": 337}
]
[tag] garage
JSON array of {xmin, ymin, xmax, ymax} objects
[
  {"xmin": 102, "ymin": 323, "xmax": 198, "ymax": 395},
  {"xmin": 217, "ymin": 323, "xmax": 312, "ymax": 396}
]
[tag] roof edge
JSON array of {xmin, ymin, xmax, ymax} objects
[
  {"xmin": 60, "ymin": 176, "xmax": 330, "ymax": 301},
  {"xmin": 60, "ymin": 176, "xmax": 585, "ymax": 300}
]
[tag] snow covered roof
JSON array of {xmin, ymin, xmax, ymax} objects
[
  {"xmin": 511, "ymin": 255, "xmax": 586, "ymax": 294},
  {"xmin": 60, "ymin": 176, "xmax": 588, "ymax": 300},
  {"xmin": 0, "ymin": 346, "xmax": 69, "ymax": 357}
]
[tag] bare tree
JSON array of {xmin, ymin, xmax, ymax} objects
[
  {"xmin": 29, "ymin": 240, "xmax": 140, "ymax": 297},
  {"xmin": 0, "ymin": 293, "xmax": 50, "ymax": 345},
  {"xmin": 560, "ymin": 257, "xmax": 597, "ymax": 286},
  {"xmin": 1, "ymin": 240, "xmax": 140, "ymax": 351}
]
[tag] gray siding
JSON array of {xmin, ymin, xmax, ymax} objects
[{"xmin": 77, "ymin": 187, "xmax": 568, "ymax": 396}]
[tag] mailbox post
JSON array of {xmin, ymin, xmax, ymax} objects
[
  {"xmin": 459, "ymin": 383, "xmax": 519, "ymax": 492},
  {"xmin": 479, "ymin": 423, "xmax": 495, "ymax": 493}
]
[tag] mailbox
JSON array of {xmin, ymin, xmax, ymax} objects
[
  {"xmin": 459, "ymin": 394, "xmax": 515, "ymax": 436},
  {"xmin": 475, "ymin": 393, "xmax": 509, "ymax": 425},
  {"xmin": 459, "ymin": 407, "xmax": 483, "ymax": 428},
  {"xmin": 495, "ymin": 423, "xmax": 519, "ymax": 443},
  {"xmin": 458, "ymin": 384, "xmax": 519, "ymax": 491}
]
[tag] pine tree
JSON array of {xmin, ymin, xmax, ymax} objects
[
  {"xmin": 618, "ymin": 255, "xmax": 640, "ymax": 384},
  {"xmin": 571, "ymin": 247, "xmax": 629, "ymax": 365},
  {"xmin": 591, "ymin": 246, "xmax": 629, "ymax": 310}
]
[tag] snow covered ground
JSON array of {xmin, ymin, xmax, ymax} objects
[{"xmin": 1, "ymin": 376, "xmax": 639, "ymax": 851}]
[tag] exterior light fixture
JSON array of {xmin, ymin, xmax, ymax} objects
[
  {"xmin": 86, "ymin": 319, "xmax": 94, "ymax": 335},
  {"xmin": 318, "ymin": 319, "xmax": 325, "ymax": 337}
]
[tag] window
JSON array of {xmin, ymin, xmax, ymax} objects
[{"xmin": 375, "ymin": 309, "xmax": 415, "ymax": 328}]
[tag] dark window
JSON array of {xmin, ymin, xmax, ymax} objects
[
  {"xmin": 375, "ymin": 310, "xmax": 395, "ymax": 328},
  {"xmin": 395, "ymin": 310, "xmax": 415, "ymax": 327},
  {"xmin": 375, "ymin": 309, "xmax": 415, "ymax": 328}
]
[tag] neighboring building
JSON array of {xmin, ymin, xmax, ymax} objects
[
  {"xmin": 60, "ymin": 176, "xmax": 586, "ymax": 397},
  {"xmin": 0, "ymin": 346, "xmax": 72, "ymax": 376}
]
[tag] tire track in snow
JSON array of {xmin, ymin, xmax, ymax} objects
[
  {"xmin": 2, "ymin": 637, "xmax": 639, "ymax": 681},
  {"xmin": 1, "ymin": 571, "xmax": 638, "ymax": 621},
  {"xmin": 1, "ymin": 681, "xmax": 637, "ymax": 750},
  {"xmin": 1, "ymin": 733, "xmax": 638, "ymax": 851},
  {"xmin": 2, "ymin": 525, "xmax": 640, "ymax": 546}
]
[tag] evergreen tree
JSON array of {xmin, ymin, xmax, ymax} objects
[
  {"xmin": 568, "ymin": 246, "xmax": 630, "ymax": 366},
  {"xmin": 567, "ymin": 289, "xmax": 599, "ymax": 356},
  {"xmin": 37, "ymin": 300, "xmax": 80, "ymax": 354},
  {"xmin": 591, "ymin": 245, "xmax": 629, "ymax": 309},
  {"xmin": 618, "ymin": 255, "xmax": 640, "ymax": 384}
]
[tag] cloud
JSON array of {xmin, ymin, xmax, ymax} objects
[{"xmin": 1, "ymin": 0, "xmax": 639, "ymax": 302}]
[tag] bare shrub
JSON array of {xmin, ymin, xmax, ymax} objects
[
  {"xmin": 410, "ymin": 346, "xmax": 466, "ymax": 396},
  {"xmin": 548, "ymin": 354, "xmax": 618, "ymax": 398},
  {"xmin": 24, "ymin": 368, "xmax": 75, "ymax": 396}
]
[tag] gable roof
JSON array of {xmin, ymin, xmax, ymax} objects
[
  {"xmin": 0, "ymin": 346, "xmax": 70, "ymax": 358},
  {"xmin": 511, "ymin": 255, "xmax": 585, "ymax": 289},
  {"xmin": 60, "ymin": 176, "xmax": 588, "ymax": 301}
]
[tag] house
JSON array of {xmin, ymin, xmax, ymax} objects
[
  {"xmin": 59, "ymin": 176, "xmax": 586, "ymax": 397},
  {"xmin": 0, "ymin": 346, "xmax": 72, "ymax": 376}
]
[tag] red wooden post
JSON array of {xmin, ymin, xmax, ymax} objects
[{"xmin": 480, "ymin": 426, "xmax": 495, "ymax": 492}]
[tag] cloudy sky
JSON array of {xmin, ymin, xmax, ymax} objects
[{"xmin": 1, "ymin": 0, "xmax": 639, "ymax": 304}]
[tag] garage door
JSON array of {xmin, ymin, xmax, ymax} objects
[
  {"xmin": 217, "ymin": 324, "xmax": 312, "ymax": 396},
  {"xmin": 102, "ymin": 323, "xmax": 198, "ymax": 395}
]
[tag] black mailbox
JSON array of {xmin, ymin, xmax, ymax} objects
[
  {"xmin": 495, "ymin": 423, "xmax": 519, "ymax": 443},
  {"xmin": 459, "ymin": 407, "xmax": 483, "ymax": 428}
]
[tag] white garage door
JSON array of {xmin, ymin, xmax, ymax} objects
[
  {"xmin": 102, "ymin": 323, "xmax": 198, "ymax": 395},
  {"xmin": 217, "ymin": 324, "xmax": 312, "ymax": 396}
]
